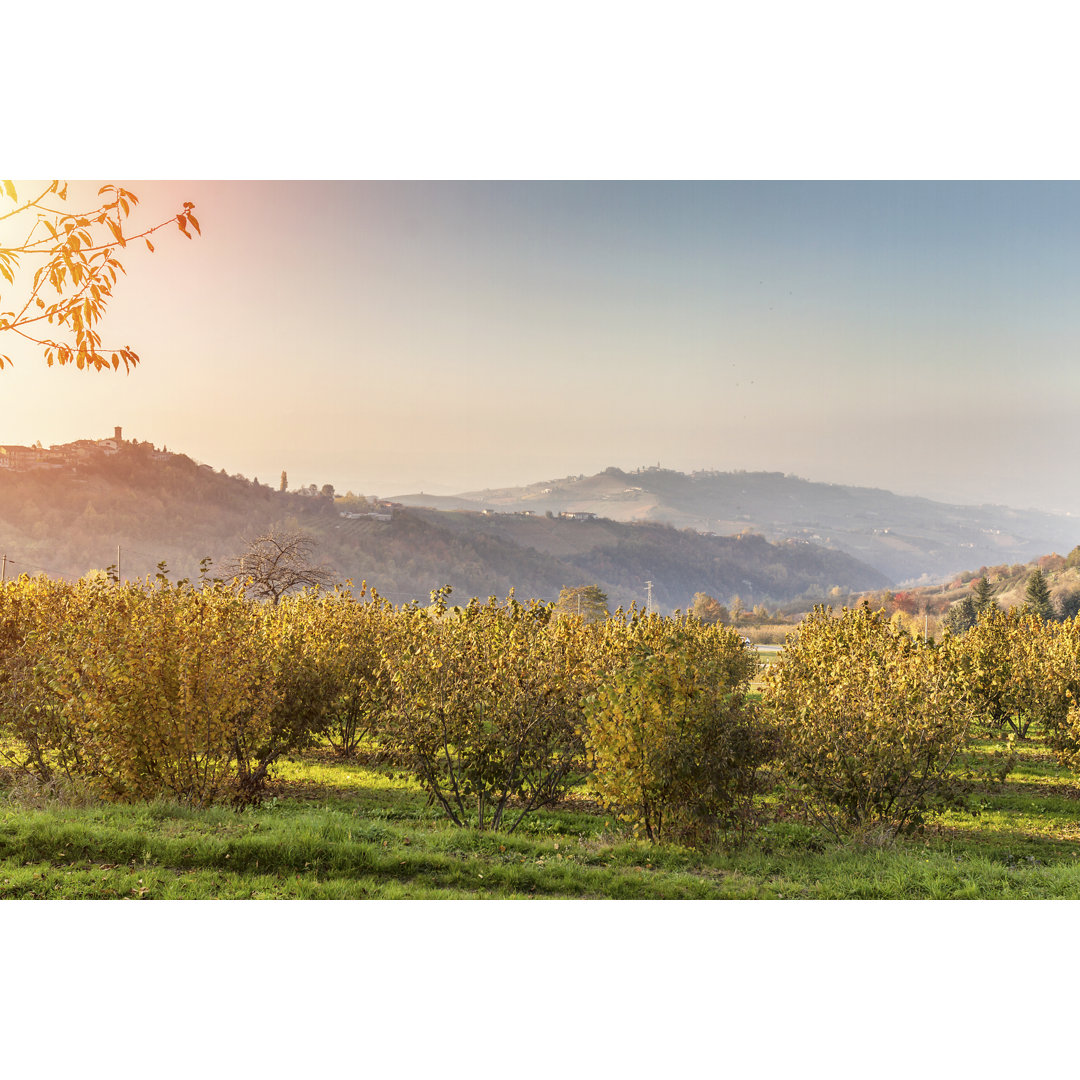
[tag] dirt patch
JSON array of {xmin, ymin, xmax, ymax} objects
[
  {"xmin": 261, "ymin": 776, "xmax": 364, "ymax": 803},
  {"xmin": 1009, "ymin": 780, "xmax": 1080, "ymax": 801}
]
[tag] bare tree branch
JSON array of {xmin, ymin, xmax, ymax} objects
[{"xmin": 223, "ymin": 532, "xmax": 336, "ymax": 605}]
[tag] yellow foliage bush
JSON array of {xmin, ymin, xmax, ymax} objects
[
  {"xmin": 0, "ymin": 576, "xmax": 298, "ymax": 804},
  {"xmin": 582, "ymin": 616, "xmax": 771, "ymax": 845},
  {"xmin": 765, "ymin": 604, "xmax": 972, "ymax": 837}
]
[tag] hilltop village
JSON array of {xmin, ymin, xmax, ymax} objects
[{"xmin": 0, "ymin": 427, "xmax": 150, "ymax": 472}]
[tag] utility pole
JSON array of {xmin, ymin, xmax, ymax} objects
[
  {"xmin": 117, "ymin": 544, "xmax": 121, "ymax": 585},
  {"xmin": 645, "ymin": 580, "xmax": 653, "ymax": 616},
  {"xmin": 1, "ymin": 553, "xmax": 6, "ymax": 583}
]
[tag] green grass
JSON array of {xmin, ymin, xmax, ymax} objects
[{"xmin": 3, "ymin": 735, "xmax": 1080, "ymax": 899}]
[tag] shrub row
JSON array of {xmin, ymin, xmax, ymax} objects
[
  {"xmin": 949, "ymin": 606, "xmax": 1080, "ymax": 761},
  {"xmin": 8, "ymin": 577, "xmax": 1074, "ymax": 846},
  {"xmin": 0, "ymin": 578, "xmax": 766, "ymax": 840},
  {"xmin": 0, "ymin": 576, "xmax": 314, "ymax": 804}
]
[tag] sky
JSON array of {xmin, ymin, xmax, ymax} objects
[{"xmin": 4, "ymin": 179, "xmax": 1080, "ymax": 514}]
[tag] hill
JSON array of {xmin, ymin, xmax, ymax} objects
[
  {"xmin": 849, "ymin": 549, "xmax": 1080, "ymax": 635},
  {"xmin": 0, "ymin": 438, "xmax": 886, "ymax": 611},
  {"xmin": 393, "ymin": 466, "xmax": 1080, "ymax": 585},
  {"xmin": 0, "ymin": 440, "xmax": 334, "ymax": 584},
  {"xmin": 343, "ymin": 507, "xmax": 888, "ymax": 610}
]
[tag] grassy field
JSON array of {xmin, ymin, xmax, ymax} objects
[{"xmin": 2, "ymin": 734, "xmax": 1080, "ymax": 899}]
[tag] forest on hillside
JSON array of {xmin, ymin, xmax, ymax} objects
[
  {"xmin": 397, "ymin": 465, "xmax": 1080, "ymax": 585},
  {"xmin": 0, "ymin": 442, "xmax": 888, "ymax": 611},
  {"xmin": 0, "ymin": 442, "xmax": 334, "ymax": 583}
]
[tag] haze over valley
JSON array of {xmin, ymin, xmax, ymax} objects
[
  {"xmin": 9, "ymin": 181, "xmax": 1080, "ymax": 527},
  {"xmin": 6, "ymin": 181, "xmax": 1080, "ymax": 611},
  {"xmin": 394, "ymin": 465, "xmax": 1080, "ymax": 586},
  {"xmin": 2, "ymin": 431, "xmax": 1075, "ymax": 612}
]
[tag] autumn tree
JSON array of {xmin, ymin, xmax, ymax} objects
[
  {"xmin": 690, "ymin": 592, "xmax": 729, "ymax": 625},
  {"xmin": 1058, "ymin": 589, "xmax": 1080, "ymax": 621},
  {"xmin": 729, "ymin": 595, "xmax": 745, "ymax": 624},
  {"xmin": 224, "ymin": 532, "xmax": 336, "ymax": 605},
  {"xmin": 954, "ymin": 607, "xmax": 1064, "ymax": 739},
  {"xmin": 892, "ymin": 591, "xmax": 919, "ymax": 616},
  {"xmin": 379, "ymin": 593, "xmax": 591, "ymax": 832},
  {"xmin": 554, "ymin": 584, "xmax": 609, "ymax": 622},
  {"xmin": 0, "ymin": 181, "xmax": 199, "ymax": 370}
]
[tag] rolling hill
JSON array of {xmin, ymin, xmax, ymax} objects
[
  {"xmin": 0, "ymin": 440, "xmax": 887, "ymax": 611},
  {"xmin": 392, "ymin": 466, "xmax": 1080, "ymax": 585}
]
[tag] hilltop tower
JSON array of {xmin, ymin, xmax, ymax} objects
[{"xmin": 114, "ymin": 425, "xmax": 122, "ymax": 443}]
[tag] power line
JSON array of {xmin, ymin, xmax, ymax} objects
[{"xmin": 2, "ymin": 555, "xmax": 77, "ymax": 580}]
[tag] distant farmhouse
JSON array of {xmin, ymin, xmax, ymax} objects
[
  {"xmin": 0, "ymin": 426, "xmax": 125, "ymax": 472},
  {"xmin": 339, "ymin": 499, "xmax": 398, "ymax": 523}
]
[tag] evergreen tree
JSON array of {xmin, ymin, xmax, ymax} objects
[
  {"xmin": 1024, "ymin": 568, "xmax": 1055, "ymax": 620},
  {"xmin": 972, "ymin": 576, "xmax": 997, "ymax": 616},
  {"xmin": 943, "ymin": 595, "xmax": 977, "ymax": 634},
  {"xmin": 280, "ymin": 470, "xmax": 288, "ymax": 493}
]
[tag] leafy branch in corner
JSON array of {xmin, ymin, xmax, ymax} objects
[{"xmin": 0, "ymin": 180, "xmax": 200, "ymax": 371}]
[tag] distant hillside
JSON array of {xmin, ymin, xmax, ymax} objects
[
  {"xmin": 393, "ymin": 466, "xmax": 1080, "ymax": 585},
  {"xmin": 849, "ymin": 549, "xmax": 1080, "ymax": 629},
  {"xmin": 350, "ymin": 508, "xmax": 888, "ymax": 611},
  {"xmin": 0, "ymin": 440, "xmax": 336, "ymax": 584},
  {"xmin": 0, "ymin": 440, "xmax": 886, "ymax": 611}
]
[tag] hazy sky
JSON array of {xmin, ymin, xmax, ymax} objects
[{"xmin": 5, "ymin": 179, "xmax": 1080, "ymax": 514}]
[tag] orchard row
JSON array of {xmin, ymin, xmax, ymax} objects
[{"xmin": 1, "ymin": 576, "xmax": 1075, "ymax": 844}]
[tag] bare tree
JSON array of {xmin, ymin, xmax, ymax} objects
[{"xmin": 225, "ymin": 532, "xmax": 335, "ymax": 604}]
